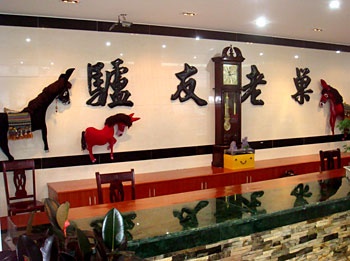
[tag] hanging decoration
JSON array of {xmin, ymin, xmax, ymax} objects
[
  {"xmin": 0, "ymin": 68, "xmax": 75, "ymax": 161},
  {"xmin": 319, "ymin": 79, "xmax": 344, "ymax": 135},
  {"xmin": 7, "ymin": 112, "xmax": 32, "ymax": 140},
  {"xmin": 81, "ymin": 113, "xmax": 140, "ymax": 163}
]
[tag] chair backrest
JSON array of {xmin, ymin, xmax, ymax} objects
[
  {"xmin": 95, "ymin": 169, "xmax": 135, "ymax": 204},
  {"xmin": 2, "ymin": 159, "xmax": 37, "ymax": 207},
  {"xmin": 319, "ymin": 148, "xmax": 341, "ymax": 171}
]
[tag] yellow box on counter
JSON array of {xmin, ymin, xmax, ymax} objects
[{"xmin": 224, "ymin": 153, "xmax": 255, "ymax": 170}]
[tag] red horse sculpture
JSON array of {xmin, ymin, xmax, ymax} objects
[
  {"xmin": 319, "ymin": 79, "xmax": 344, "ymax": 135},
  {"xmin": 81, "ymin": 113, "xmax": 140, "ymax": 163}
]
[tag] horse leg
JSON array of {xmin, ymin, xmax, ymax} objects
[
  {"xmin": 0, "ymin": 114, "xmax": 14, "ymax": 161},
  {"xmin": 41, "ymin": 124, "xmax": 49, "ymax": 151},
  {"xmin": 87, "ymin": 146, "xmax": 96, "ymax": 163},
  {"xmin": 0, "ymin": 134, "xmax": 14, "ymax": 161},
  {"xmin": 329, "ymin": 116, "xmax": 336, "ymax": 135},
  {"xmin": 109, "ymin": 137, "xmax": 117, "ymax": 160}
]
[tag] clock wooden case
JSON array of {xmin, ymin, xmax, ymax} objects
[{"xmin": 211, "ymin": 46, "xmax": 245, "ymax": 167}]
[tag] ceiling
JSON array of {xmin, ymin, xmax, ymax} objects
[{"xmin": 1, "ymin": 0, "xmax": 349, "ymax": 46}]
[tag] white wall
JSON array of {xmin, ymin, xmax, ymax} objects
[{"xmin": 0, "ymin": 26, "xmax": 349, "ymax": 216}]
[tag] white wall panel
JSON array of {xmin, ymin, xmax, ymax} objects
[
  {"xmin": 1, "ymin": 27, "xmax": 349, "ymax": 162},
  {"xmin": 0, "ymin": 26, "xmax": 349, "ymax": 216}
]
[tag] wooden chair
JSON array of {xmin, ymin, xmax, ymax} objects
[
  {"xmin": 319, "ymin": 148, "xmax": 341, "ymax": 171},
  {"xmin": 95, "ymin": 169, "xmax": 136, "ymax": 204},
  {"xmin": 2, "ymin": 159, "xmax": 44, "ymax": 216}
]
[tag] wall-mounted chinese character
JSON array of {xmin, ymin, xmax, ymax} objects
[
  {"xmin": 241, "ymin": 65, "xmax": 266, "ymax": 105},
  {"xmin": 87, "ymin": 58, "xmax": 134, "ymax": 108},
  {"xmin": 291, "ymin": 68, "xmax": 313, "ymax": 105},
  {"xmin": 171, "ymin": 63, "xmax": 207, "ymax": 106}
]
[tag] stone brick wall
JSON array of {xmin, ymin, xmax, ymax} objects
[{"xmin": 146, "ymin": 210, "xmax": 350, "ymax": 260}]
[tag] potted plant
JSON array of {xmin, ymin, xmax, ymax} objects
[
  {"xmin": 0, "ymin": 199, "xmax": 92, "ymax": 261},
  {"xmin": 0, "ymin": 200, "xmax": 140, "ymax": 261},
  {"xmin": 337, "ymin": 119, "xmax": 350, "ymax": 139},
  {"xmin": 336, "ymin": 119, "xmax": 350, "ymax": 152}
]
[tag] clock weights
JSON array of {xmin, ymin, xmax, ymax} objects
[{"xmin": 211, "ymin": 46, "xmax": 245, "ymax": 167}]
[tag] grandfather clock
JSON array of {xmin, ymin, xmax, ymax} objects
[{"xmin": 212, "ymin": 46, "xmax": 245, "ymax": 167}]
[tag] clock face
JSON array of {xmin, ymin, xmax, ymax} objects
[{"xmin": 223, "ymin": 64, "xmax": 238, "ymax": 85}]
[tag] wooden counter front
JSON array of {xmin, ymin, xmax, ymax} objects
[{"xmin": 48, "ymin": 153, "xmax": 350, "ymax": 208}]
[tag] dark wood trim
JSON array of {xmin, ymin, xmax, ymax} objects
[
  {"xmin": 0, "ymin": 134, "xmax": 343, "ymax": 170},
  {"xmin": 0, "ymin": 14, "xmax": 349, "ymax": 52}
]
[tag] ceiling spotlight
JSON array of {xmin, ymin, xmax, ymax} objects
[
  {"xmin": 182, "ymin": 12, "xmax": 197, "ymax": 16},
  {"xmin": 313, "ymin": 28, "xmax": 323, "ymax": 32},
  {"xmin": 255, "ymin": 16, "xmax": 268, "ymax": 27},
  {"xmin": 109, "ymin": 14, "xmax": 133, "ymax": 30},
  {"xmin": 329, "ymin": 0, "xmax": 340, "ymax": 9},
  {"xmin": 61, "ymin": 0, "xmax": 79, "ymax": 3}
]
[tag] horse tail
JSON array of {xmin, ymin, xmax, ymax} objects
[{"xmin": 81, "ymin": 131, "xmax": 86, "ymax": 150}]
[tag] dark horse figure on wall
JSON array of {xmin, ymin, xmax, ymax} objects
[
  {"xmin": 81, "ymin": 113, "xmax": 140, "ymax": 163},
  {"xmin": 319, "ymin": 79, "xmax": 344, "ymax": 135},
  {"xmin": 0, "ymin": 68, "xmax": 75, "ymax": 161}
]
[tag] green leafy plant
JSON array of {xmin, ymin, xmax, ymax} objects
[
  {"xmin": 337, "ymin": 118, "xmax": 350, "ymax": 135},
  {"xmin": 1, "ymin": 203, "xmax": 138, "ymax": 261},
  {"xmin": 1, "ymin": 199, "xmax": 80, "ymax": 261},
  {"xmin": 337, "ymin": 119, "xmax": 350, "ymax": 151},
  {"xmin": 91, "ymin": 208, "xmax": 131, "ymax": 261},
  {"xmin": 343, "ymin": 144, "xmax": 350, "ymax": 153},
  {"xmin": 44, "ymin": 198, "xmax": 92, "ymax": 260}
]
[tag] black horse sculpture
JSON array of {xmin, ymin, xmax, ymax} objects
[{"xmin": 0, "ymin": 68, "xmax": 75, "ymax": 161}]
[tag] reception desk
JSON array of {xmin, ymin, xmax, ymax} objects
[
  {"xmin": 2, "ymin": 168, "xmax": 350, "ymax": 259},
  {"xmin": 1, "ymin": 169, "xmax": 350, "ymax": 258}
]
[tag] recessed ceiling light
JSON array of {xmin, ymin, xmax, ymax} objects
[
  {"xmin": 62, "ymin": 0, "xmax": 79, "ymax": 3},
  {"xmin": 313, "ymin": 28, "xmax": 323, "ymax": 32},
  {"xmin": 255, "ymin": 16, "xmax": 268, "ymax": 27},
  {"xmin": 329, "ymin": 0, "xmax": 340, "ymax": 9},
  {"xmin": 182, "ymin": 12, "xmax": 197, "ymax": 16}
]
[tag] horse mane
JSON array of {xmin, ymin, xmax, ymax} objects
[
  {"xmin": 21, "ymin": 68, "xmax": 74, "ymax": 114},
  {"xmin": 104, "ymin": 113, "xmax": 132, "ymax": 127},
  {"xmin": 22, "ymin": 78, "xmax": 65, "ymax": 114},
  {"xmin": 329, "ymin": 86, "xmax": 343, "ymax": 104}
]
